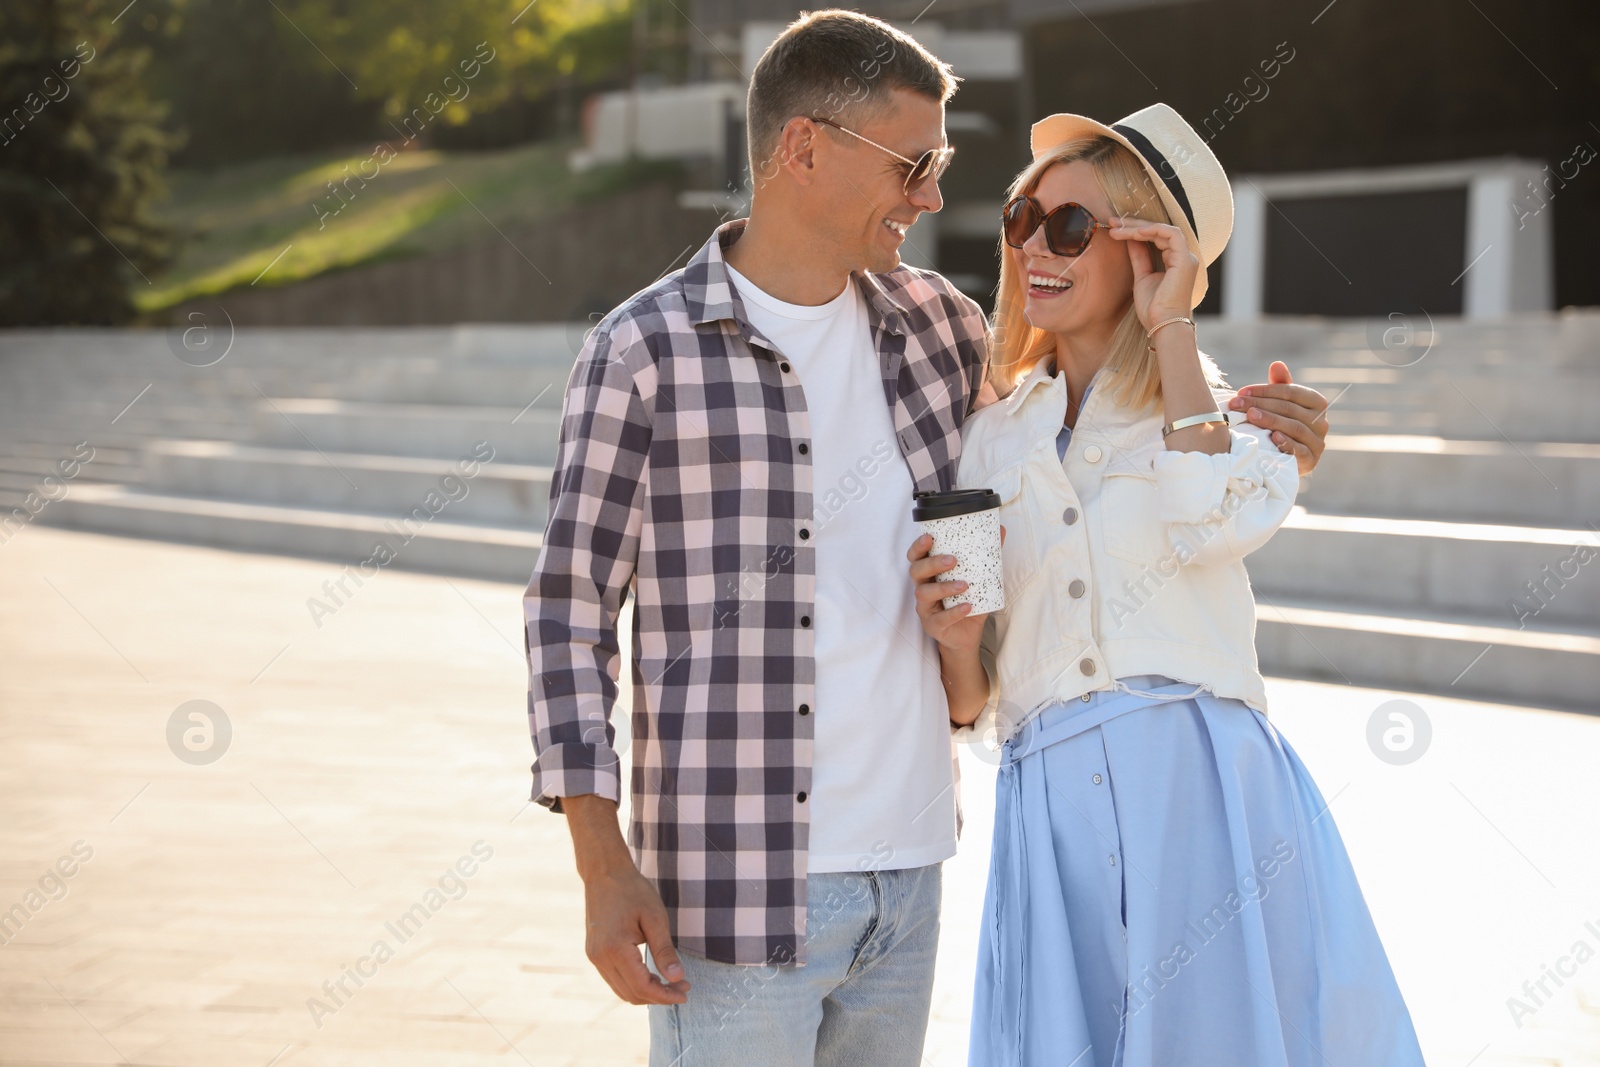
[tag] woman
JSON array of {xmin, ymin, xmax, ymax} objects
[{"xmin": 907, "ymin": 104, "xmax": 1424, "ymax": 1066}]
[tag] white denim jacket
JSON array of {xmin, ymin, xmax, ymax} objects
[{"xmin": 955, "ymin": 355, "xmax": 1300, "ymax": 744}]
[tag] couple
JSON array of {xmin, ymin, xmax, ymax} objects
[{"xmin": 523, "ymin": 10, "xmax": 1422, "ymax": 1066}]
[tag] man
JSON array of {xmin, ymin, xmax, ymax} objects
[{"xmin": 523, "ymin": 11, "xmax": 1330, "ymax": 1065}]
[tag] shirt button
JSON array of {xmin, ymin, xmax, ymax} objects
[
  {"xmin": 801, "ymin": 616, "xmax": 812, "ymax": 628},
  {"xmin": 797, "ymin": 791, "xmax": 808, "ymax": 803},
  {"xmin": 1062, "ymin": 507, "xmax": 1078, "ymax": 525},
  {"xmin": 1068, "ymin": 579, "xmax": 1086, "ymax": 598},
  {"xmin": 780, "ymin": 362, "xmax": 792, "ymax": 373},
  {"xmin": 1079, "ymin": 658, "xmax": 1096, "ymax": 675},
  {"xmin": 1093, "ymin": 773, "xmax": 1103, "ymax": 785},
  {"xmin": 1081, "ymin": 693, "xmax": 1092, "ymax": 702},
  {"xmin": 799, "ymin": 528, "xmax": 811, "ymax": 540},
  {"xmin": 1083, "ymin": 445, "xmax": 1103, "ymax": 463},
  {"xmin": 798, "ymin": 442, "xmax": 809, "ymax": 455},
  {"xmin": 798, "ymin": 704, "xmax": 811, "ymax": 716},
  {"xmin": 1109, "ymin": 854, "xmax": 1117, "ymax": 867}
]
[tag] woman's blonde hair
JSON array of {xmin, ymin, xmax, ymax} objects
[{"xmin": 987, "ymin": 135, "xmax": 1226, "ymax": 410}]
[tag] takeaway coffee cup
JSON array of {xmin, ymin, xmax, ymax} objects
[{"xmin": 912, "ymin": 488, "xmax": 1005, "ymax": 614}]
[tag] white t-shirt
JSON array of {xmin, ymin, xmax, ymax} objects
[{"xmin": 725, "ymin": 263, "xmax": 957, "ymax": 874}]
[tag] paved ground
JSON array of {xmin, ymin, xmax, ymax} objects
[{"xmin": 1, "ymin": 526, "xmax": 1597, "ymax": 1066}]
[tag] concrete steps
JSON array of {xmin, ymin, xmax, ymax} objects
[
  {"xmin": 46, "ymin": 483, "xmax": 542, "ymax": 582},
  {"xmin": 1244, "ymin": 501, "xmax": 1599, "ymax": 709},
  {"xmin": 1183, "ymin": 313, "xmax": 1600, "ymax": 708},
  {"xmin": 6, "ymin": 314, "xmax": 1598, "ymax": 712},
  {"xmin": 1199, "ymin": 309, "xmax": 1600, "ymax": 376},
  {"xmin": 1301, "ymin": 435, "xmax": 1600, "ymax": 525},
  {"xmin": 141, "ymin": 440, "xmax": 554, "ymax": 528},
  {"xmin": 1254, "ymin": 595, "xmax": 1600, "ymax": 714},
  {"xmin": 1, "ymin": 325, "xmax": 574, "ymax": 581},
  {"xmin": 1232, "ymin": 375, "xmax": 1599, "ymax": 440},
  {"xmin": 1248, "ymin": 509, "xmax": 1598, "ymax": 629},
  {"xmin": 248, "ymin": 399, "xmax": 563, "ymax": 465},
  {"xmin": 1199, "ymin": 309, "xmax": 1600, "ymax": 440}
]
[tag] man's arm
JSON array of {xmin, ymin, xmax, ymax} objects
[
  {"xmin": 525, "ymin": 323, "xmax": 646, "ymax": 810},
  {"xmin": 1226, "ymin": 359, "xmax": 1330, "ymax": 476},
  {"xmin": 951, "ymin": 287, "xmax": 1000, "ymax": 414},
  {"xmin": 525, "ymin": 322, "xmax": 685, "ymax": 1005},
  {"xmin": 565, "ymin": 795, "xmax": 689, "ymax": 1004}
]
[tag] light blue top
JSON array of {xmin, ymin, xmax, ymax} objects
[{"xmin": 1053, "ymin": 378, "xmax": 1093, "ymax": 463}]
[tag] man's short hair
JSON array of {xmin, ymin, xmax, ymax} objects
[{"xmin": 746, "ymin": 10, "xmax": 959, "ymax": 179}]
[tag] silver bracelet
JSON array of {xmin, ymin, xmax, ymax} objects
[{"xmin": 1161, "ymin": 411, "xmax": 1234, "ymax": 438}]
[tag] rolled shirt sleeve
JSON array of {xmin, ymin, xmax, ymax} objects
[
  {"xmin": 524, "ymin": 321, "xmax": 652, "ymax": 812},
  {"xmin": 1152, "ymin": 425, "xmax": 1299, "ymax": 566}
]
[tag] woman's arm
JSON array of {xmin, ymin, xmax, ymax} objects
[
  {"xmin": 1150, "ymin": 321, "xmax": 1230, "ymax": 454},
  {"xmin": 1153, "ymin": 420, "xmax": 1300, "ymax": 566},
  {"xmin": 907, "ymin": 532, "xmax": 994, "ymax": 728},
  {"xmin": 1111, "ymin": 218, "xmax": 1332, "ymax": 474},
  {"xmin": 1108, "ymin": 216, "xmax": 1230, "ymax": 456},
  {"xmin": 939, "ymin": 642, "xmax": 991, "ymax": 729}
]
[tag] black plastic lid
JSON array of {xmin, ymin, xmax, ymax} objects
[{"xmin": 911, "ymin": 488, "xmax": 1002, "ymax": 522}]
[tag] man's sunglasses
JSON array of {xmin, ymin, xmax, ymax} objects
[
  {"xmin": 1002, "ymin": 195, "xmax": 1112, "ymax": 257},
  {"xmin": 810, "ymin": 116, "xmax": 955, "ymax": 196}
]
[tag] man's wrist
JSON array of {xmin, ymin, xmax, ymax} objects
[{"xmin": 564, "ymin": 793, "xmax": 637, "ymax": 881}]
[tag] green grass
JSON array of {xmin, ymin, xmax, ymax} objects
[{"xmin": 136, "ymin": 139, "xmax": 684, "ymax": 314}]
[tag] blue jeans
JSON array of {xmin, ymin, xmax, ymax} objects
[{"xmin": 647, "ymin": 864, "xmax": 942, "ymax": 1067}]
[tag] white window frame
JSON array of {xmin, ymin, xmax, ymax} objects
[{"xmin": 1223, "ymin": 158, "xmax": 1554, "ymax": 319}]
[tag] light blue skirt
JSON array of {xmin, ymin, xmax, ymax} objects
[{"xmin": 969, "ymin": 674, "xmax": 1425, "ymax": 1067}]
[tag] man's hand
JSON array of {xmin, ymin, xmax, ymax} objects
[
  {"xmin": 564, "ymin": 794, "xmax": 690, "ymax": 1005},
  {"xmin": 1227, "ymin": 360, "xmax": 1330, "ymax": 476}
]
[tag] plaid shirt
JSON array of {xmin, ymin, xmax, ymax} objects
[{"xmin": 524, "ymin": 219, "xmax": 990, "ymax": 966}]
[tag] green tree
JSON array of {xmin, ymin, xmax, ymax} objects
[
  {"xmin": 138, "ymin": 0, "xmax": 381, "ymax": 167},
  {"xmin": 0, "ymin": 0, "xmax": 177, "ymax": 325},
  {"xmin": 280, "ymin": 0, "xmax": 644, "ymax": 138}
]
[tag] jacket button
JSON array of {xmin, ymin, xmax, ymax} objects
[
  {"xmin": 798, "ymin": 704, "xmax": 810, "ymax": 716},
  {"xmin": 797, "ymin": 791, "xmax": 808, "ymax": 802},
  {"xmin": 799, "ymin": 528, "xmax": 811, "ymax": 540},
  {"xmin": 1079, "ymin": 658, "xmax": 1096, "ymax": 675},
  {"xmin": 801, "ymin": 616, "xmax": 812, "ymax": 628},
  {"xmin": 1068, "ymin": 579, "xmax": 1086, "ymax": 598},
  {"xmin": 1083, "ymin": 445, "xmax": 1103, "ymax": 463},
  {"xmin": 1062, "ymin": 507, "xmax": 1078, "ymax": 525},
  {"xmin": 780, "ymin": 362, "xmax": 792, "ymax": 372},
  {"xmin": 798, "ymin": 442, "xmax": 809, "ymax": 455}
]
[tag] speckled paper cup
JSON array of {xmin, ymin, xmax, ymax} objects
[{"xmin": 912, "ymin": 488, "xmax": 1005, "ymax": 614}]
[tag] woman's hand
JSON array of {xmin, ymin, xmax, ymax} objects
[
  {"xmin": 907, "ymin": 530, "xmax": 1001, "ymax": 654},
  {"xmin": 1108, "ymin": 216, "xmax": 1199, "ymax": 329}
]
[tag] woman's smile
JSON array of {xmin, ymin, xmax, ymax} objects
[{"xmin": 1026, "ymin": 269, "xmax": 1074, "ymax": 299}]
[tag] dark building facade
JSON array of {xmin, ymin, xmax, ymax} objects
[
  {"xmin": 1016, "ymin": 0, "xmax": 1600, "ymax": 312},
  {"xmin": 662, "ymin": 0, "xmax": 1596, "ymax": 315}
]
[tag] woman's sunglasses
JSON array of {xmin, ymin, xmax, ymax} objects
[
  {"xmin": 1001, "ymin": 195, "xmax": 1111, "ymax": 257},
  {"xmin": 810, "ymin": 116, "xmax": 955, "ymax": 197}
]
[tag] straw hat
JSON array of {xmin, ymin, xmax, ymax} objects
[{"xmin": 1029, "ymin": 103, "xmax": 1233, "ymax": 309}]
